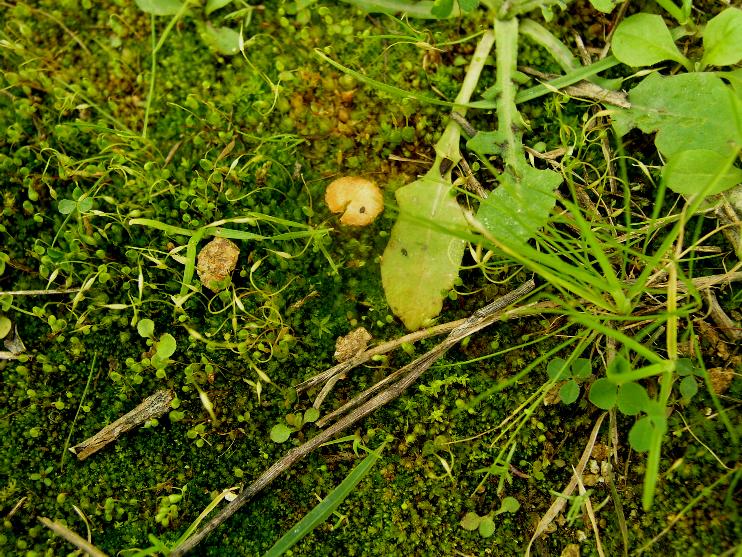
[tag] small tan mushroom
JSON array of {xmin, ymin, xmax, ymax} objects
[
  {"xmin": 325, "ymin": 176, "xmax": 384, "ymax": 226},
  {"xmin": 197, "ymin": 237, "xmax": 240, "ymax": 292}
]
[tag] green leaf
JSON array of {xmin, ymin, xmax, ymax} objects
[
  {"xmin": 135, "ymin": 0, "xmax": 184, "ymax": 15},
  {"xmin": 589, "ymin": 0, "xmax": 617, "ymax": 13},
  {"xmin": 205, "ymin": 0, "xmax": 235, "ymax": 15},
  {"xmin": 476, "ymin": 165, "xmax": 561, "ymax": 247},
  {"xmin": 679, "ymin": 376, "xmax": 698, "ymax": 400},
  {"xmin": 270, "ymin": 424, "xmax": 292, "ymax": 443},
  {"xmin": 458, "ymin": 0, "xmax": 479, "ymax": 12},
  {"xmin": 589, "ymin": 378, "xmax": 617, "ymax": 410},
  {"xmin": 467, "ymin": 130, "xmax": 507, "ymax": 155},
  {"xmin": 303, "ymin": 407, "xmax": 320, "ymax": 423},
  {"xmin": 495, "ymin": 496, "xmax": 521, "ymax": 515},
  {"xmin": 201, "ymin": 24, "xmax": 241, "ymax": 55},
  {"xmin": 460, "ymin": 511, "xmax": 481, "ymax": 531},
  {"xmin": 675, "ymin": 358, "xmax": 693, "ymax": 376},
  {"xmin": 607, "ymin": 354, "xmax": 631, "ymax": 377},
  {"xmin": 546, "ymin": 358, "xmax": 569, "ymax": 380},
  {"xmin": 264, "ymin": 442, "xmax": 386, "ymax": 556},
  {"xmin": 612, "ymin": 14, "xmax": 686, "ymax": 67},
  {"xmin": 156, "ymin": 333, "xmax": 177, "ymax": 359},
  {"xmin": 571, "ymin": 358, "xmax": 592, "ymax": 380},
  {"xmin": 702, "ymin": 8, "xmax": 742, "ymax": 67},
  {"xmin": 0, "ymin": 315, "xmax": 11, "ymax": 340},
  {"xmin": 616, "ymin": 382, "xmax": 650, "ymax": 416},
  {"xmin": 381, "ymin": 173, "xmax": 468, "ymax": 331},
  {"xmin": 628, "ymin": 416, "xmax": 654, "ymax": 452},
  {"xmin": 613, "ymin": 72, "xmax": 742, "ymax": 159},
  {"xmin": 662, "ymin": 150, "xmax": 742, "ymax": 197},
  {"xmin": 137, "ymin": 318, "xmax": 155, "ymax": 338},
  {"xmin": 57, "ymin": 199, "xmax": 77, "ymax": 214},
  {"xmin": 559, "ymin": 380, "xmax": 580, "ymax": 405},
  {"xmin": 478, "ymin": 516, "xmax": 495, "ymax": 538},
  {"xmin": 431, "ymin": 0, "xmax": 454, "ymax": 18},
  {"xmin": 77, "ymin": 197, "xmax": 93, "ymax": 213}
]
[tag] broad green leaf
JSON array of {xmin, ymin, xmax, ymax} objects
[
  {"xmin": 476, "ymin": 165, "xmax": 561, "ymax": 247},
  {"xmin": 628, "ymin": 416, "xmax": 654, "ymax": 452},
  {"xmin": 381, "ymin": 174, "xmax": 467, "ymax": 331},
  {"xmin": 495, "ymin": 496, "xmax": 521, "ymax": 515},
  {"xmin": 303, "ymin": 407, "xmax": 320, "ymax": 423},
  {"xmin": 612, "ymin": 14, "xmax": 686, "ymax": 67},
  {"xmin": 0, "ymin": 315, "xmax": 11, "ymax": 339},
  {"xmin": 467, "ymin": 130, "xmax": 507, "ymax": 155},
  {"xmin": 546, "ymin": 358, "xmax": 568, "ymax": 380},
  {"xmin": 264, "ymin": 442, "xmax": 386, "ymax": 556},
  {"xmin": 588, "ymin": 378, "xmax": 617, "ymax": 410},
  {"xmin": 662, "ymin": 150, "xmax": 742, "ymax": 197},
  {"xmin": 616, "ymin": 382, "xmax": 650, "ymax": 416},
  {"xmin": 77, "ymin": 197, "xmax": 93, "ymax": 213},
  {"xmin": 460, "ymin": 511, "xmax": 481, "ymax": 531},
  {"xmin": 135, "ymin": 0, "xmax": 184, "ymax": 15},
  {"xmin": 58, "ymin": 199, "xmax": 76, "ymax": 214},
  {"xmin": 137, "ymin": 318, "xmax": 155, "ymax": 338},
  {"xmin": 589, "ymin": 0, "xmax": 617, "ymax": 13},
  {"xmin": 156, "ymin": 333, "xmax": 177, "ymax": 359},
  {"xmin": 478, "ymin": 516, "xmax": 495, "ymax": 538},
  {"xmin": 270, "ymin": 424, "xmax": 292, "ymax": 443},
  {"xmin": 201, "ymin": 24, "xmax": 241, "ymax": 55},
  {"xmin": 702, "ymin": 8, "xmax": 742, "ymax": 67},
  {"xmin": 431, "ymin": 0, "xmax": 454, "ymax": 18},
  {"xmin": 559, "ymin": 380, "xmax": 580, "ymax": 405},
  {"xmin": 205, "ymin": 0, "xmax": 235, "ymax": 15},
  {"xmin": 458, "ymin": 0, "xmax": 479, "ymax": 12},
  {"xmin": 679, "ymin": 376, "xmax": 698, "ymax": 400},
  {"xmin": 571, "ymin": 358, "xmax": 592, "ymax": 380},
  {"xmin": 612, "ymin": 72, "xmax": 742, "ymax": 158}
]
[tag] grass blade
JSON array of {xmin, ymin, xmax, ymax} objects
[{"xmin": 263, "ymin": 441, "xmax": 387, "ymax": 557}]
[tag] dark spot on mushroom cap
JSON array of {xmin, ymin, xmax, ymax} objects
[
  {"xmin": 359, "ymin": 206, "xmax": 366, "ymax": 213},
  {"xmin": 401, "ymin": 248, "xmax": 408, "ymax": 256}
]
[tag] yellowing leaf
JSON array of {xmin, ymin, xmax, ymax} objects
[{"xmin": 381, "ymin": 173, "xmax": 467, "ymax": 331}]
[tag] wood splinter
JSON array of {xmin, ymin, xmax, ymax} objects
[{"xmin": 69, "ymin": 389, "xmax": 174, "ymax": 461}]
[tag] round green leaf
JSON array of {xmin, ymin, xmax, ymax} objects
[
  {"xmin": 612, "ymin": 14, "xmax": 687, "ymax": 67},
  {"xmin": 460, "ymin": 511, "xmax": 481, "ymax": 531},
  {"xmin": 57, "ymin": 199, "xmax": 77, "ymax": 214},
  {"xmin": 478, "ymin": 516, "xmax": 495, "ymax": 538},
  {"xmin": 497, "ymin": 496, "xmax": 521, "ymax": 515},
  {"xmin": 77, "ymin": 197, "xmax": 93, "ymax": 213},
  {"xmin": 628, "ymin": 416, "xmax": 654, "ymax": 452},
  {"xmin": 571, "ymin": 358, "xmax": 593, "ymax": 380},
  {"xmin": 270, "ymin": 424, "xmax": 292, "ymax": 443},
  {"xmin": 559, "ymin": 380, "xmax": 580, "ymax": 405},
  {"xmin": 303, "ymin": 407, "xmax": 320, "ymax": 424},
  {"xmin": 156, "ymin": 333, "xmax": 177, "ymax": 359},
  {"xmin": 137, "ymin": 318, "xmax": 155, "ymax": 339},
  {"xmin": 135, "ymin": 0, "xmax": 184, "ymax": 15},
  {"xmin": 617, "ymin": 382, "xmax": 650, "ymax": 416},
  {"xmin": 0, "ymin": 315, "xmax": 11, "ymax": 339},
  {"xmin": 702, "ymin": 7, "xmax": 742, "ymax": 67},
  {"xmin": 547, "ymin": 358, "xmax": 569, "ymax": 380},
  {"xmin": 679, "ymin": 376, "xmax": 698, "ymax": 401},
  {"xmin": 675, "ymin": 358, "xmax": 696, "ymax": 376},
  {"xmin": 588, "ymin": 378, "xmax": 617, "ymax": 410},
  {"xmin": 663, "ymin": 150, "xmax": 742, "ymax": 197}
]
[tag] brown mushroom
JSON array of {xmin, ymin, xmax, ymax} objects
[{"xmin": 325, "ymin": 176, "xmax": 384, "ymax": 226}]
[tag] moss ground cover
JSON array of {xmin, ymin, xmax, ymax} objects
[{"xmin": 1, "ymin": 1, "xmax": 740, "ymax": 556}]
